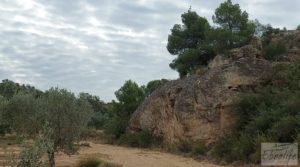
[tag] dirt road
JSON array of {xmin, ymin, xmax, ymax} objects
[{"xmin": 56, "ymin": 142, "xmax": 223, "ymax": 167}]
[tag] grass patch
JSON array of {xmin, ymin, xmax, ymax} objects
[{"xmin": 76, "ymin": 156, "xmax": 121, "ymax": 167}]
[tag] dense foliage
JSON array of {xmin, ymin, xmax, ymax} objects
[
  {"xmin": 211, "ymin": 0, "xmax": 255, "ymax": 51},
  {"xmin": 0, "ymin": 81, "xmax": 93, "ymax": 167},
  {"xmin": 167, "ymin": 0, "xmax": 255, "ymax": 77},
  {"xmin": 103, "ymin": 79, "xmax": 167, "ymax": 139},
  {"xmin": 167, "ymin": 9, "xmax": 213, "ymax": 77},
  {"xmin": 212, "ymin": 61, "xmax": 300, "ymax": 163},
  {"xmin": 104, "ymin": 80, "xmax": 146, "ymax": 138}
]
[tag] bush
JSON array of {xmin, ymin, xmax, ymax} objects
[
  {"xmin": 15, "ymin": 138, "xmax": 49, "ymax": 167},
  {"xmin": 192, "ymin": 140, "xmax": 206, "ymax": 155},
  {"xmin": 0, "ymin": 124, "xmax": 10, "ymax": 135},
  {"xmin": 0, "ymin": 96, "xmax": 10, "ymax": 135},
  {"xmin": 76, "ymin": 157, "xmax": 120, "ymax": 167},
  {"xmin": 104, "ymin": 116, "xmax": 128, "ymax": 139},
  {"xmin": 88, "ymin": 112, "xmax": 110, "ymax": 129},
  {"xmin": 295, "ymin": 134, "xmax": 300, "ymax": 155},
  {"xmin": 118, "ymin": 131, "xmax": 162, "ymax": 148},
  {"xmin": 176, "ymin": 140, "xmax": 193, "ymax": 153},
  {"xmin": 76, "ymin": 157, "xmax": 101, "ymax": 167},
  {"xmin": 211, "ymin": 135, "xmax": 236, "ymax": 162},
  {"xmin": 212, "ymin": 61, "xmax": 300, "ymax": 163},
  {"xmin": 262, "ymin": 41, "xmax": 287, "ymax": 61},
  {"xmin": 168, "ymin": 140, "xmax": 207, "ymax": 155}
]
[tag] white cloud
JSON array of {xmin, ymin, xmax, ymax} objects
[{"xmin": 0, "ymin": 0, "xmax": 298, "ymax": 101}]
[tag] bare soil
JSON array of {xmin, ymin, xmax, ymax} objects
[
  {"xmin": 0, "ymin": 137, "xmax": 224, "ymax": 167},
  {"xmin": 55, "ymin": 142, "xmax": 223, "ymax": 167}
]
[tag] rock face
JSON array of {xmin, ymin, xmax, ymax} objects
[{"xmin": 128, "ymin": 45, "xmax": 272, "ymax": 144}]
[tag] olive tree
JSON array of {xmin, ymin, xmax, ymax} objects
[
  {"xmin": 5, "ymin": 92, "xmax": 43, "ymax": 137},
  {"xmin": 3, "ymin": 88, "xmax": 92, "ymax": 167},
  {"xmin": 42, "ymin": 88, "xmax": 93, "ymax": 167},
  {"xmin": 0, "ymin": 95, "xmax": 10, "ymax": 135}
]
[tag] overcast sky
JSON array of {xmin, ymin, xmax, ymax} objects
[{"xmin": 0, "ymin": 0, "xmax": 299, "ymax": 101}]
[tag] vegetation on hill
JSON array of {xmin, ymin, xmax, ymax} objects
[
  {"xmin": 212, "ymin": 61, "xmax": 300, "ymax": 163},
  {"xmin": 1, "ymin": 0, "xmax": 300, "ymax": 166}
]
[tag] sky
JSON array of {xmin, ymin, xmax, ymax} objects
[{"xmin": 0, "ymin": 0, "xmax": 299, "ymax": 101}]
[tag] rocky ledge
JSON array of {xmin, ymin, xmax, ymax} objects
[{"xmin": 128, "ymin": 45, "xmax": 272, "ymax": 144}]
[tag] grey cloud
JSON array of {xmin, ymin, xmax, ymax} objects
[{"xmin": 0, "ymin": 0, "xmax": 298, "ymax": 101}]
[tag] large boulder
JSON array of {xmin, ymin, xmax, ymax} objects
[{"xmin": 128, "ymin": 46, "xmax": 272, "ymax": 144}]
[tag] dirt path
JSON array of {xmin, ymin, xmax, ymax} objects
[{"xmin": 56, "ymin": 142, "xmax": 223, "ymax": 167}]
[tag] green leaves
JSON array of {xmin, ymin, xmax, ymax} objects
[
  {"xmin": 167, "ymin": 10, "xmax": 213, "ymax": 77},
  {"xmin": 262, "ymin": 41, "xmax": 287, "ymax": 60},
  {"xmin": 0, "ymin": 85, "xmax": 93, "ymax": 166},
  {"xmin": 104, "ymin": 79, "xmax": 168, "ymax": 138},
  {"xmin": 105, "ymin": 80, "xmax": 146, "ymax": 138},
  {"xmin": 169, "ymin": 47, "xmax": 214, "ymax": 77},
  {"xmin": 167, "ymin": 1, "xmax": 256, "ymax": 77},
  {"xmin": 212, "ymin": 61, "xmax": 300, "ymax": 163},
  {"xmin": 167, "ymin": 10, "xmax": 209, "ymax": 55},
  {"xmin": 44, "ymin": 88, "xmax": 93, "ymax": 154},
  {"xmin": 213, "ymin": 0, "xmax": 248, "ymax": 32},
  {"xmin": 212, "ymin": 0, "xmax": 255, "ymax": 51}
]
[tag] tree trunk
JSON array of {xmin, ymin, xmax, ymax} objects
[{"xmin": 47, "ymin": 151, "xmax": 55, "ymax": 167}]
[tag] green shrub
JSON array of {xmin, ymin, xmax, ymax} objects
[
  {"xmin": 295, "ymin": 134, "xmax": 300, "ymax": 155},
  {"xmin": 76, "ymin": 157, "xmax": 101, "ymax": 167},
  {"xmin": 0, "ymin": 124, "xmax": 10, "ymax": 135},
  {"xmin": 88, "ymin": 112, "xmax": 110, "ymax": 129},
  {"xmin": 169, "ymin": 139, "xmax": 207, "ymax": 155},
  {"xmin": 192, "ymin": 140, "xmax": 206, "ymax": 155},
  {"xmin": 0, "ymin": 96, "xmax": 10, "ymax": 135},
  {"xmin": 262, "ymin": 41, "xmax": 287, "ymax": 61},
  {"xmin": 76, "ymin": 157, "xmax": 121, "ymax": 167},
  {"xmin": 211, "ymin": 135, "xmax": 236, "ymax": 162},
  {"xmin": 176, "ymin": 140, "xmax": 193, "ymax": 153},
  {"xmin": 104, "ymin": 116, "xmax": 128, "ymax": 139},
  {"xmin": 212, "ymin": 61, "xmax": 300, "ymax": 163},
  {"xmin": 118, "ymin": 133, "xmax": 139, "ymax": 147},
  {"xmin": 118, "ymin": 130, "xmax": 162, "ymax": 148},
  {"xmin": 101, "ymin": 163, "xmax": 121, "ymax": 167},
  {"xmin": 16, "ymin": 139, "xmax": 49, "ymax": 167}
]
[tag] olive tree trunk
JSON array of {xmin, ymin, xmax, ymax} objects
[{"xmin": 47, "ymin": 151, "xmax": 55, "ymax": 167}]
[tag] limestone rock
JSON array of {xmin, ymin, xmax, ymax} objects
[{"xmin": 128, "ymin": 47, "xmax": 272, "ymax": 144}]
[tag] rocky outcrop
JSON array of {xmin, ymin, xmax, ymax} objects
[{"xmin": 128, "ymin": 45, "xmax": 272, "ymax": 144}]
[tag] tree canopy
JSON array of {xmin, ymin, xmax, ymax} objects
[
  {"xmin": 0, "ymin": 83, "xmax": 93, "ymax": 167},
  {"xmin": 167, "ymin": 9, "xmax": 214, "ymax": 77},
  {"xmin": 211, "ymin": 0, "xmax": 255, "ymax": 50},
  {"xmin": 167, "ymin": 0, "xmax": 255, "ymax": 77}
]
